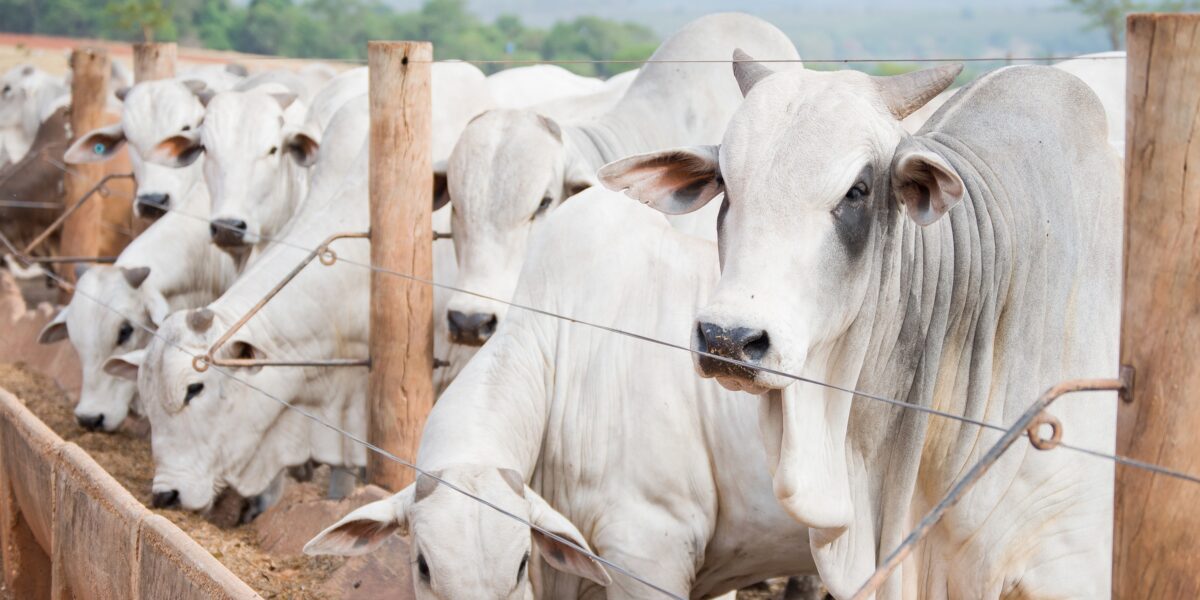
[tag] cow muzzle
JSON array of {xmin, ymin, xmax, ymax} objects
[
  {"xmin": 695, "ymin": 321, "xmax": 771, "ymax": 387},
  {"xmin": 447, "ymin": 310, "xmax": 498, "ymax": 347},
  {"xmin": 210, "ymin": 218, "xmax": 249, "ymax": 248},
  {"xmin": 135, "ymin": 193, "xmax": 170, "ymax": 220}
]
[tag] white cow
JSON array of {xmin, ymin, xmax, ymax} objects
[
  {"xmin": 38, "ymin": 188, "xmax": 236, "ymax": 432},
  {"xmin": 63, "ymin": 78, "xmax": 210, "ymax": 220},
  {"xmin": 440, "ymin": 13, "xmax": 799, "ymax": 349},
  {"xmin": 485, "ymin": 64, "xmax": 605, "ymax": 109},
  {"xmin": 601, "ymin": 58, "xmax": 1121, "ymax": 599},
  {"xmin": 147, "ymin": 81, "xmax": 317, "ymax": 267},
  {"xmin": 306, "ymin": 189, "xmax": 816, "ymax": 599},
  {"xmin": 110, "ymin": 63, "xmax": 496, "ymax": 511},
  {"xmin": 0, "ymin": 64, "xmax": 67, "ymax": 167},
  {"xmin": 532, "ymin": 68, "xmax": 639, "ymax": 121},
  {"xmin": 177, "ymin": 63, "xmax": 248, "ymax": 94}
]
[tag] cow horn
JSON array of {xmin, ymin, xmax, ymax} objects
[
  {"xmin": 871, "ymin": 63, "xmax": 962, "ymax": 120},
  {"xmin": 188, "ymin": 308, "xmax": 215, "ymax": 334},
  {"xmin": 732, "ymin": 49, "xmax": 775, "ymax": 97},
  {"xmin": 121, "ymin": 266, "xmax": 151, "ymax": 289}
]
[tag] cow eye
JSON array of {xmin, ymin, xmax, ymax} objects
[
  {"xmin": 417, "ymin": 553, "xmax": 431, "ymax": 583},
  {"xmin": 267, "ymin": 146, "xmax": 278, "ymax": 156},
  {"xmin": 517, "ymin": 551, "xmax": 529, "ymax": 583},
  {"xmin": 184, "ymin": 382, "xmax": 203, "ymax": 405},
  {"xmin": 1, "ymin": 85, "xmax": 10, "ymax": 96},
  {"xmin": 181, "ymin": 124, "xmax": 191, "ymax": 132},
  {"xmin": 116, "ymin": 322, "xmax": 134, "ymax": 346},
  {"xmin": 532, "ymin": 195, "xmax": 552, "ymax": 219},
  {"xmin": 845, "ymin": 181, "xmax": 869, "ymax": 201}
]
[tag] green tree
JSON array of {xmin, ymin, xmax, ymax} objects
[{"xmin": 107, "ymin": 0, "xmax": 172, "ymax": 42}]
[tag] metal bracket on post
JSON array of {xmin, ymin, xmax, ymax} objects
[
  {"xmin": 22, "ymin": 172, "xmax": 133, "ymax": 257},
  {"xmin": 191, "ymin": 231, "xmax": 371, "ymax": 372}
]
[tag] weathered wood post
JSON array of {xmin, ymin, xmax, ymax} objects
[
  {"xmin": 58, "ymin": 48, "xmax": 110, "ymax": 290},
  {"xmin": 367, "ymin": 41, "xmax": 434, "ymax": 490},
  {"xmin": 1115, "ymin": 13, "xmax": 1200, "ymax": 598},
  {"xmin": 133, "ymin": 42, "xmax": 176, "ymax": 83}
]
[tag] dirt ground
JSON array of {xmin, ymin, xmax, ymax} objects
[{"xmin": 0, "ymin": 362, "xmax": 347, "ymax": 599}]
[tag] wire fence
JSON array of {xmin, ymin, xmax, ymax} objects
[{"xmin": 0, "ymin": 45, "xmax": 1182, "ymax": 599}]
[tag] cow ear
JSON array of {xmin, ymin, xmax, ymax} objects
[
  {"xmin": 63, "ymin": 123, "xmax": 126, "ymax": 164},
  {"xmin": 285, "ymin": 129, "xmax": 319, "ymax": 167},
  {"xmin": 598, "ymin": 145, "xmax": 722, "ymax": 215},
  {"xmin": 304, "ymin": 487, "xmax": 414, "ymax": 556},
  {"xmin": 891, "ymin": 139, "xmax": 964, "ymax": 226},
  {"xmin": 103, "ymin": 349, "xmax": 145, "ymax": 381},
  {"xmin": 38, "ymin": 309, "xmax": 69, "ymax": 344},
  {"xmin": 150, "ymin": 131, "xmax": 204, "ymax": 168},
  {"xmin": 527, "ymin": 488, "xmax": 611, "ymax": 587}
]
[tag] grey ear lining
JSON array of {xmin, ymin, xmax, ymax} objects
[{"xmin": 414, "ymin": 470, "xmax": 442, "ymax": 502}]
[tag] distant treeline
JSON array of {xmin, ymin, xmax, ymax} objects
[{"xmin": 0, "ymin": 0, "xmax": 657, "ymax": 76}]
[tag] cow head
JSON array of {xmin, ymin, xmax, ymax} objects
[
  {"xmin": 305, "ymin": 465, "xmax": 611, "ymax": 598},
  {"xmin": 65, "ymin": 79, "xmax": 208, "ymax": 221},
  {"xmin": 601, "ymin": 53, "xmax": 963, "ymax": 395},
  {"xmin": 38, "ymin": 266, "xmax": 168, "ymax": 432},
  {"xmin": 148, "ymin": 90, "xmax": 318, "ymax": 253},
  {"xmin": 0, "ymin": 64, "xmax": 66, "ymax": 160},
  {"xmin": 109, "ymin": 309, "xmax": 291, "ymax": 511},
  {"xmin": 441, "ymin": 110, "xmax": 594, "ymax": 347}
]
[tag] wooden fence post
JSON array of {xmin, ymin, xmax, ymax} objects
[
  {"xmin": 58, "ymin": 48, "xmax": 110, "ymax": 291},
  {"xmin": 1115, "ymin": 13, "xmax": 1200, "ymax": 599},
  {"xmin": 367, "ymin": 41, "xmax": 434, "ymax": 491},
  {"xmin": 133, "ymin": 42, "xmax": 176, "ymax": 83}
]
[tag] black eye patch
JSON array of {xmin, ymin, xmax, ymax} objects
[{"xmin": 831, "ymin": 165, "xmax": 874, "ymax": 259}]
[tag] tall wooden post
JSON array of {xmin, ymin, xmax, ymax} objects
[
  {"xmin": 1116, "ymin": 13, "xmax": 1200, "ymax": 598},
  {"xmin": 58, "ymin": 48, "xmax": 110, "ymax": 289},
  {"xmin": 133, "ymin": 42, "xmax": 176, "ymax": 83},
  {"xmin": 367, "ymin": 41, "xmax": 434, "ymax": 491}
]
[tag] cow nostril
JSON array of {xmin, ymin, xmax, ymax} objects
[
  {"xmin": 151, "ymin": 489, "xmax": 180, "ymax": 509},
  {"xmin": 741, "ymin": 330, "xmax": 770, "ymax": 362},
  {"xmin": 75, "ymin": 413, "xmax": 105, "ymax": 431},
  {"xmin": 447, "ymin": 310, "xmax": 498, "ymax": 346},
  {"xmin": 211, "ymin": 219, "xmax": 249, "ymax": 246}
]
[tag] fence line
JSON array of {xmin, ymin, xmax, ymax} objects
[{"xmin": 25, "ymin": 260, "xmax": 688, "ymax": 600}]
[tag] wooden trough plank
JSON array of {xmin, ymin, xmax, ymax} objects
[
  {"xmin": 0, "ymin": 389, "xmax": 61, "ymax": 555},
  {"xmin": 137, "ymin": 514, "xmax": 261, "ymax": 600},
  {"xmin": 0, "ymin": 423, "xmax": 52, "ymax": 600},
  {"xmin": 52, "ymin": 443, "xmax": 143, "ymax": 600}
]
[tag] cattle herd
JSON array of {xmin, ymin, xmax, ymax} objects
[{"xmin": 0, "ymin": 12, "xmax": 1129, "ymax": 600}]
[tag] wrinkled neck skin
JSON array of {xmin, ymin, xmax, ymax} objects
[{"xmin": 799, "ymin": 132, "xmax": 1114, "ymax": 599}]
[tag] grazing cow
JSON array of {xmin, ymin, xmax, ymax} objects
[
  {"xmin": 63, "ymin": 78, "xmax": 209, "ymax": 220},
  {"xmin": 440, "ymin": 13, "xmax": 799, "ymax": 348},
  {"xmin": 306, "ymin": 189, "xmax": 816, "ymax": 600},
  {"xmin": 110, "ymin": 64, "xmax": 495, "ymax": 511},
  {"xmin": 485, "ymin": 64, "xmax": 605, "ymax": 109},
  {"xmin": 0, "ymin": 64, "xmax": 67, "ymax": 168},
  {"xmin": 600, "ymin": 58, "xmax": 1121, "ymax": 599},
  {"xmin": 533, "ymin": 68, "xmax": 639, "ymax": 121},
  {"xmin": 37, "ymin": 173, "xmax": 235, "ymax": 432},
  {"xmin": 147, "ymin": 81, "xmax": 317, "ymax": 266}
]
